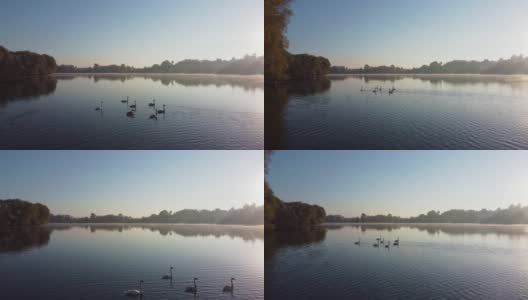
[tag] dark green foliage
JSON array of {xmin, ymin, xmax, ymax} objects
[
  {"xmin": 264, "ymin": 0, "xmax": 331, "ymax": 81},
  {"xmin": 49, "ymin": 204, "xmax": 263, "ymax": 225},
  {"xmin": 331, "ymin": 55, "xmax": 528, "ymax": 75},
  {"xmin": 274, "ymin": 201, "xmax": 326, "ymax": 230},
  {"xmin": 264, "ymin": 182, "xmax": 283, "ymax": 228},
  {"xmin": 0, "ymin": 199, "xmax": 50, "ymax": 226},
  {"xmin": 287, "ymin": 53, "xmax": 331, "ymax": 80},
  {"xmin": 265, "ymin": 0, "xmax": 293, "ymax": 80},
  {"xmin": 326, "ymin": 204, "xmax": 528, "ymax": 224},
  {"xmin": 56, "ymin": 55, "xmax": 263, "ymax": 75},
  {"xmin": 0, "ymin": 46, "xmax": 57, "ymax": 81},
  {"xmin": 265, "ymin": 182, "xmax": 326, "ymax": 230}
]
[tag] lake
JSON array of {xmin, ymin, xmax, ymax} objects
[
  {"xmin": 0, "ymin": 74, "xmax": 263, "ymax": 149},
  {"xmin": 0, "ymin": 224, "xmax": 263, "ymax": 300},
  {"xmin": 265, "ymin": 224, "xmax": 528, "ymax": 300},
  {"xmin": 266, "ymin": 74, "xmax": 528, "ymax": 149}
]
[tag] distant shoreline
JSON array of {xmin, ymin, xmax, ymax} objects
[
  {"xmin": 53, "ymin": 72, "xmax": 263, "ymax": 76},
  {"xmin": 324, "ymin": 222, "xmax": 528, "ymax": 226},
  {"xmin": 46, "ymin": 222, "xmax": 263, "ymax": 227},
  {"xmin": 327, "ymin": 73, "xmax": 528, "ymax": 77}
]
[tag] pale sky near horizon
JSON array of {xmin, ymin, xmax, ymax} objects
[
  {"xmin": 267, "ymin": 151, "xmax": 528, "ymax": 218},
  {"xmin": 0, "ymin": 151, "xmax": 264, "ymax": 218},
  {"xmin": 287, "ymin": 0, "xmax": 528, "ymax": 68},
  {"xmin": 0, "ymin": 0, "xmax": 263, "ymax": 67}
]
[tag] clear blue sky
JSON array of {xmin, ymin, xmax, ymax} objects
[
  {"xmin": 267, "ymin": 151, "xmax": 528, "ymax": 218},
  {"xmin": 0, "ymin": 151, "xmax": 263, "ymax": 217},
  {"xmin": 287, "ymin": 0, "xmax": 528, "ymax": 68},
  {"xmin": 0, "ymin": 0, "xmax": 263, "ymax": 67}
]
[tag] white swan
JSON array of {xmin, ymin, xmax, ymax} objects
[
  {"xmin": 124, "ymin": 280, "xmax": 143, "ymax": 297},
  {"xmin": 157, "ymin": 104, "xmax": 166, "ymax": 114},
  {"xmin": 162, "ymin": 266, "xmax": 173, "ymax": 280},
  {"xmin": 354, "ymin": 238, "xmax": 361, "ymax": 245},
  {"xmin": 185, "ymin": 277, "xmax": 198, "ymax": 294},
  {"xmin": 148, "ymin": 99, "xmax": 156, "ymax": 107},
  {"xmin": 94, "ymin": 100, "xmax": 103, "ymax": 111},
  {"xmin": 223, "ymin": 277, "xmax": 235, "ymax": 292},
  {"xmin": 129, "ymin": 100, "xmax": 137, "ymax": 109},
  {"xmin": 121, "ymin": 96, "xmax": 129, "ymax": 103}
]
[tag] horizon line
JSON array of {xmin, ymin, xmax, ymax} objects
[{"xmin": 335, "ymin": 53, "xmax": 528, "ymax": 70}]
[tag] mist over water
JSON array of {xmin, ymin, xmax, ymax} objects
[
  {"xmin": 266, "ymin": 74, "xmax": 528, "ymax": 149},
  {"xmin": 266, "ymin": 224, "xmax": 528, "ymax": 300},
  {"xmin": 0, "ymin": 224, "xmax": 263, "ymax": 300},
  {"xmin": 0, "ymin": 74, "xmax": 263, "ymax": 149}
]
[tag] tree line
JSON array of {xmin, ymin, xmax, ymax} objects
[
  {"xmin": 265, "ymin": 151, "xmax": 326, "ymax": 231},
  {"xmin": 326, "ymin": 204, "xmax": 528, "ymax": 224},
  {"xmin": 0, "ymin": 46, "xmax": 57, "ymax": 81},
  {"xmin": 331, "ymin": 55, "xmax": 528, "ymax": 75},
  {"xmin": 264, "ymin": 0, "xmax": 330, "ymax": 81},
  {"xmin": 57, "ymin": 54, "xmax": 263, "ymax": 75},
  {"xmin": 0, "ymin": 199, "xmax": 50, "ymax": 226},
  {"xmin": 50, "ymin": 204, "xmax": 263, "ymax": 225}
]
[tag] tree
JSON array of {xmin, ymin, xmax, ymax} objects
[
  {"xmin": 0, "ymin": 199, "xmax": 50, "ymax": 226},
  {"xmin": 265, "ymin": 0, "xmax": 293, "ymax": 80}
]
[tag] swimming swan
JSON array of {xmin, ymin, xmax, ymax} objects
[
  {"xmin": 185, "ymin": 277, "xmax": 198, "ymax": 294},
  {"xmin": 162, "ymin": 266, "xmax": 173, "ymax": 280},
  {"xmin": 223, "ymin": 277, "xmax": 235, "ymax": 292},
  {"xmin": 124, "ymin": 280, "xmax": 143, "ymax": 297},
  {"xmin": 94, "ymin": 100, "xmax": 104, "ymax": 111}
]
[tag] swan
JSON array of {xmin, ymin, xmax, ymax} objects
[
  {"xmin": 121, "ymin": 96, "xmax": 129, "ymax": 103},
  {"xmin": 126, "ymin": 111, "xmax": 135, "ymax": 117},
  {"xmin": 373, "ymin": 241, "xmax": 379, "ymax": 247},
  {"xmin": 94, "ymin": 100, "xmax": 103, "ymax": 111},
  {"xmin": 149, "ymin": 112, "xmax": 158, "ymax": 120},
  {"xmin": 380, "ymin": 238, "xmax": 384, "ymax": 244},
  {"xmin": 157, "ymin": 104, "xmax": 166, "ymax": 114},
  {"xmin": 148, "ymin": 99, "xmax": 156, "ymax": 107},
  {"xmin": 385, "ymin": 241, "xmax": 390, "ymax": 249},
  {"xmin": 185, "ymin": 277, "xmax": 198, "ymax": 294},
  {"xmin": 360, "ymin": 86, "xmax": 365, "ymax": 92},
  {"xmin": 129, "ymin": 100, "xmax": 137, "ymax": 109},
  {"xmin": 124, "ymin": 280, "xmax": 143, "ymax": 297},
  {"xmin": 223, "ymin": 277, "xmax": 235, "ymax": 292},
  {"xmin": 162, "ymin": 266, "xmax": 173, "ymax": 280},
  {"xmin": 354, "ymin": 238, "xmax": 361, "ymax": 245}
]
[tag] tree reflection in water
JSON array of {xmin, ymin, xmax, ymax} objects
[
  {"xmin": 0, "ymin": 77, "xmax": 57, "ymax": 107},
  {"xmin": 0, "ymin": 224, "xmax": 263, "ymax": 254},
  {"xmin": 265, "ymin": 78, "xmax": 331, "ymax": 149},
  {"xmin": 0, "ymin": 226, "xmax": 51, "ymax": 253},
  {"xmin": 265, "ymin": 227, "xmax": 327, "ymax": 260}
]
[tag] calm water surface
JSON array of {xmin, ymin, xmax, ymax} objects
[
  {"xmin": 266, "ymin": 224, "xmax": 528, "ymax": 300},
  {"xmin": 0, "ymin": 224, "xmax": 263, "ymax": 300},
  {"xmin": 266, "ymin": 74, "xmax": 528, "ymax": 149},
  {"xmin": 0, "ymin": 74, "xmax": 263, "ymax": 149}
]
